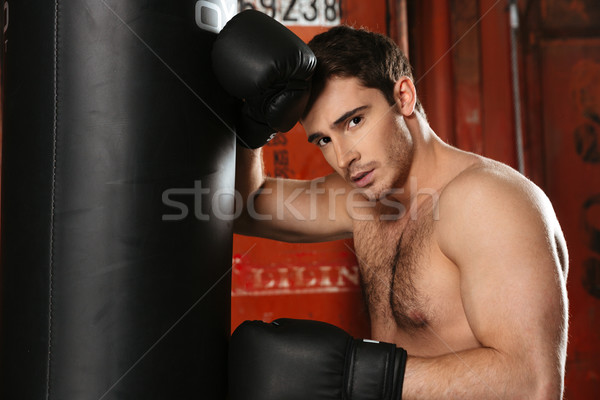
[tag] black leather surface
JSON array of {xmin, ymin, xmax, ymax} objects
[
  {"xmin": 229, "ymin": 319, "xmax": 350, "ymax": 400},
  {"xmin": 212, "ymin": 10, "xmax": 315, "ymax": 100},
  {"xmin": 229, "ymin": 318, "xmax": 406, "ymax": 400},
  {"xmin": 1, "ymin": 1, "xmax": 235, "ymax": 398},
  {"xmin": 212, "ymin": 10, "xmax": 316, "ymax": 137}
]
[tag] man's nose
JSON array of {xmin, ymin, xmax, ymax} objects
[{"xmin": 334, "ymin": 138, "xmax": 359, "ymax": 170}]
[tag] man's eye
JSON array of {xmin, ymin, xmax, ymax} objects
[
  {"xmin": 317, "ymin": 137, "xmax": 331, "ymax": 147},
  {"xmin": 348, "ymin": 116, "xmax": 362, "ymax": 128}
]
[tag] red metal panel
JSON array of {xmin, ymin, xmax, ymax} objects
[
  {"xmin": 411, "ymin": 0, "xmax": 455, "ymax": 143},
  {"xmin": 389, "ymin": 0, "xmax": 409, "ymax": 57},
  {"xmin": 540, "ymin": 38, "xmax": 600, "ymax": 399},
  {"xmin": 450, "ymin": 0, "xmax": 483, "ymax": 154},
  {"xmin": 522, "ymin": 3, "xmax": 547, "ymax": 186},
  {"xmin": 479, "ymin": 0, "xmax": 517, "ymax": 168},
  {"xmin": 343, "ymin": 0, "xmax": 388, "ymax": 35},
  {"xmin": 541, "ymin": 0, "xmax": 600, "ymax": 34},
  {"xmin": 232, "ymin": 237, "xmax": 370, "ymax": 338}
]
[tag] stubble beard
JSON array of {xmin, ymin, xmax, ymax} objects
[{"xmin": 365, "ymin": 117, "xmax": 415, "ymax": 202}]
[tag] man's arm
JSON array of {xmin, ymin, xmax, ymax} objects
[
  {"xmin": 234, "ymin": 145, "xmax": 353, "ymax": 243},
  {"xmin": 212, "ymin": 11, "xmax": 354, "ymax": 242},
  {"xmin": 403, "ymin": 168, "xmax": 569, "ymax": 399}
]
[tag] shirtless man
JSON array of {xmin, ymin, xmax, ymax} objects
[{"xmin": 213, "ymin": 10, "xmax": 569, "ymax": 400}]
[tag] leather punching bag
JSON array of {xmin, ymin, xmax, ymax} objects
[{"xmin": 0, "ymin": 1, "xmax": 235, "ymax": 399}]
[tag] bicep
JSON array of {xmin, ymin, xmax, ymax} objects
[
  {"xmin": 438, "ymin": 179, "xmax": 568, "ymax": 386},
  {"xmin": 457, "ymin": 220, "xmax": 566, "ymax": 354},
  {"xmin": 236, "ymin": 173, "xmax": 354, "ymax": 242}
]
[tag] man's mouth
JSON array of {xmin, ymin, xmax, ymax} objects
[{"xmin": 351, "ymin": 169, "xmax": 374, "ymax": 188}]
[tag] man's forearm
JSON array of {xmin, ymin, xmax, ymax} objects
[{"xmin": 403, "ymin": 347, "xmax": 557, "ymax": 400}]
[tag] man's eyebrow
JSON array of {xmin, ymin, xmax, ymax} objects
[
  {"xmin": 332, "ymin": 105, "xmax": 369, "ymax": 127},
  {"xmin": 306, "ymin": 105, "xmax": 370, "ymax": 143}
]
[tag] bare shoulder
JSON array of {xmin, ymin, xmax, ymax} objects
[
  {"xmin": 436, "ymin": 156, "xmax": 568, "ymax": 274},
  {"xmin": 439, "ymin": 157, "xmax": 556, "ymax": 222}
]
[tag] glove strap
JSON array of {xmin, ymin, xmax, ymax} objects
[
  {"xmin": 344, "ymin": 339, "xmax": 407, "ymax": 400},
  {"xmin": 392, "ymin": 346, "xmax": 408, "ymax": 400}
]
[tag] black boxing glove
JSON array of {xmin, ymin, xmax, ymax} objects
[
  {"xmin": 211, "ymin": 10, "xmax": 316, "ymax": 149},
  {"xmin": 229, "ymin": 318, "xmax": 407, "ymax": 400}
]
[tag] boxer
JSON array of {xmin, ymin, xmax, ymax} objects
[{"xmin": 213, "ymin": 11, "xmax": 569, "ymax": 399}]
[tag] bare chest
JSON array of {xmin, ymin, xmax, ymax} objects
[
  {"xmin": 352, "ymin": 208, "xmax": 480, "ymax": 355},
  {"xmin": 353, "ymin": 211, "xmax": 436, "ymax": 329}
]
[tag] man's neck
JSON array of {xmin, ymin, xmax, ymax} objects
[{"xmin": 391, "ymin": 113, "xmax": 447, "ymax": 205}]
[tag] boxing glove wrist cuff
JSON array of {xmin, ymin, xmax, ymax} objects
[
  {"xmin": 345, "ymin": 339, "xmax": 407, "ymax": 400},
  {"xmin": 392, "ymin": 347, "xmax": 408, "ymax": 400}
]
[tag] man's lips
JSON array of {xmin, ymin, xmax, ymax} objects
[{"xmin": 351, "ymin": 169, "xmax": 374, "ymax": 188}]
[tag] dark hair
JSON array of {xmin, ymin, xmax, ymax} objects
[{"xmin": 305, "ymin": 25, "xmax": 425, "ymax": 118}]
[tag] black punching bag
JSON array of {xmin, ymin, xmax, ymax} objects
[{"xmin": 0, "ymin": 1, "xmax": 235, "ymax": 399}]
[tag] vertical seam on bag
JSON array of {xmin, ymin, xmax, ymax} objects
[
  {"xmin": 343, "ymin": 338, "xmax": 354, "ymax": 400},
  {"xmin": 46, "ymin": 0, "xmax": 59, "ymax": 398}
]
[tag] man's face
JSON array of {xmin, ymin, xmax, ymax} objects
[{"xmin": 301, "ymin": 76, "xmax": 414, "ymax": 199}]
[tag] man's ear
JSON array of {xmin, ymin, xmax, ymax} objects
[{"xmin": 393, "ymin": 77, "xmax": 416, "ymax": 117}]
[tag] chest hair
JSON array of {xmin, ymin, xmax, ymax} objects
[{"xmin": 354, "ymin": 207, "xmax": 435, "ymax": 331}]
